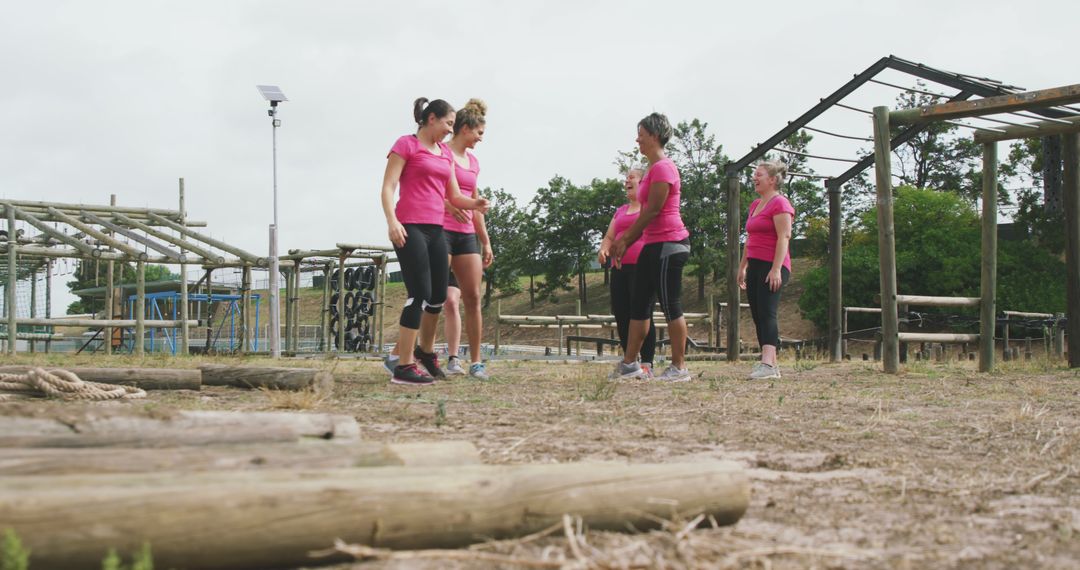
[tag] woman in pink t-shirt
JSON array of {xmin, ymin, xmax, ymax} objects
[
  {"xmin": 379, "ymin": 97, "xmax": 488, "ymax": 386},
  {"xmin": 610, "ymin": 112, "xmax": 692, "ymax": 383},
  {"xmin": 737, "ymin": 160, "xmax": 795, "ymax": 380},
  {"xmin": 441, "ymin": 99, "xmax": 493, "ymax": 380},
  {"xmin": 598, "ymin": 167, "xmax": 656, "ymax": 375}
]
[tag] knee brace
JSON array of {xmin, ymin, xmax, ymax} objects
[{"xmin": 422, "ymin": 300, "xmax": 444, "ymax": 315}]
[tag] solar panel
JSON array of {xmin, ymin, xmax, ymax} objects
[{"xmin": 256, "ymin": 85, "xmax": 288, "ymax": 103}]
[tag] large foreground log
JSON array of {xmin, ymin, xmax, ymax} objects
[
  {"xmin": 0, "ymin": 366, "xmax": 201, "ymax": 391},
  {"xmin": 0, "ymin": 461, "xmax": 749, "ymax": 570},
  {"xmin": 0, "ymin": 440, "xmax": 480, "ymax": 475},
  {"xmin": 0, "ymin": 409, "xmax": 360, "ymax": 447},
  {"xmin": 199, "ymin": 364, "xmax": 333, "ymax": 392}
]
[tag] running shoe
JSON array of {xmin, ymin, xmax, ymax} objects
[
  {"xmin": 468, "ymin": 362, "xmax": 490, "ymax": 380},
  {"xmin": 748, "ymin": 362, "xmax": 781, "ymax": 380},
  {"xmin": 609, "ymin": 360, "xmax": 644, "ymax": 380},
  {"xmin": 641, "ymin": 363, "xmax": 654, "ymax": 379},
  {"xmin": 656, "ymin": 365, "xmax": 692, "ymax": 383},
  {"xmin": 391, "ymin": 363, "xmax": 435, "ymax": 386},
  {"xmin": 413, "ymin": 347, "xmax": 447, "ymax": 379},
  {"xmin": 383, "ymin": 355, "xmax": 400, "ymax": 376},
  {"xmin": 446, "ymin": 356, "xmax": 467, "ymax": 376}
]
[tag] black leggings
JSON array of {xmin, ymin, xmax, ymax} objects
[
  {"xmin": 745, "ymin": 258, "xmax": 790, "ymax": 348},
  {"xmin": 630, "ymin": 240, "xmax": 690, "ymax": 321},
  {"xmin": 611, "ymin": 264, "xmax": 656, "ymax": 364},
  {"xmin": 393, "ymin": 224, "xmax": 448, "ymax": 329}
]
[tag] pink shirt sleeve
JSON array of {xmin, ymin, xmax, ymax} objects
[
  {"xmin": 649, "ymin": 161, "xmax": 678, "ymax": 186},
  {"xmin": 389, "ymin": 136, "xmax": 415, "ymax": 160},
  {"xmin": 771, "ymin": 196, "xmax": 796, "ymax": 219}
]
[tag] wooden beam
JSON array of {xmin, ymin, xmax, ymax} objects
[
  {"xmin": 898, "ymin": 332, "xmax": 979, "ymax": 343},
  {"xmin": 827, "ymin": 181, "xmax": 842, "ymax": 362},
  {"xmin": 980, "ymin": 142, "xmax": 998, "ymax": 372},
  {"xmin": 726, "ymin": 174, "xmax": 741, "ymax": 361},
  {"xmin": 80, "ymin": 211, "xmax": 184, "ymax": 262},
  {"xmin": 893, "ymin": 294, "xmax": 980, "ymax": 307},
  {"xmin": 0, "ymin": 199, "xmax": 182, "ymax": 220},
  {"xmin": 892, "ymin": 83, "xmax": 1080, "ymax": 125},
  {"xmin": 15, "ymin": 318, "xmax": 197, "ymax": 328},
  {"xmin": 4, "ymin": 204, "xmax": 100, "ymax": 258},
  {"xmin": 873, "ymin": 106, "xmax": 900, "ymax": 373},
  {"xmin": 46, "ymin": 207, "xmax": 147, "ymax": 261},
  {"xmin": 1064, "ymin": 132, "xmax": 1080, "ymax": 368},
  {"xmin": 974, "ymin": 115, "xmax": 1080, "ymax": 143},
  {"xmin": 6, "ymin": 205, "xmax": 15, "ymax": 355},
  {"xmin": 148, "ymin": 212, "xmax": 263, "ymax": 265},
  {"xmin": 0, "ymin": 461, "xmax": 748, "ymax": 570},
  {"xmin": 112, "ymin": 213, "xmax": 225, "ymax": 265}
]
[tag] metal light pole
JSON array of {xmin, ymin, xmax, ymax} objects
[{"xmin": 256, "ymin": 85, "xmax": 288, "ymax": 358}]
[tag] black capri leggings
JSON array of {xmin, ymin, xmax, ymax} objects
[
  {"xmin": 393, "ymin": 224, "xmax": 449, "ymax": 329},
  {"xmin": 745, "ymin": 257, "xmax": 790, "ymax": 348},
  {"xmin": 610, "ymin": 264, "xmax": 656, "ymax": 364},
  {"xmin": 629, "ymin": 240, "xmax": 690, "ymax": 321}
]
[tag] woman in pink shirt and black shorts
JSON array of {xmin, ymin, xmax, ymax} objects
[
  {"xmin": 737, "ymin": 160, "xmax": 795, "ymax": 380},
  {"xmin": 611, "ymin": 112, "xmax": 692, "ymax": 383},
  {"xmin": 380, "ymin": 97, "xmax": 488, "ymax": 386},
  {"xmin": 598, "ymin": 167, "xmax": 657, "ymax": 376}
]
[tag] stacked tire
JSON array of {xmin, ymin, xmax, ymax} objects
[{"xmin": 329, "ymin": 265, "xmax": 377, "ymax": 352}]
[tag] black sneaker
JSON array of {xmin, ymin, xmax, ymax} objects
[
  {"xmin": 413, "ymin": 347, "xmax": 447, "ymax": 379},
  {"xmin": 391, "ymin": 363, "xmax": 435, "ymax": 386}
]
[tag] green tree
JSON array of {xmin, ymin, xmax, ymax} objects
[
  {"xmin": 798, "ymin": 187, "xmax": 1064, "ymax": 331},
  {"xmin": 67, "ymin": 262, "xmax": 178, "ymax": 315},
  {"xmin": 479, "ymin": 188, "xmax": 529, "ymax": 307}
]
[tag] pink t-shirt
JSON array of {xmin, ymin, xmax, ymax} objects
[
  {"xmin": 442, "ymin": 152, "xmax": 480, "ymax": 234},
  {"xmin": 745, "ymin": 194, "xmax": 796, "ymax": 271},
  {"xmin": 637, "ymin": 158, "xmax": 689, "ymax": 244},
  {"xmin": 389, "ymin": 135, "xmax": 454, "ymax": 225},
  {"xmin": 611, "ymin": 204, "xmax": 645, "ymax": 265}
]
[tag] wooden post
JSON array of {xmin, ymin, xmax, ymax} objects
[
  {"xmin": 105, "ymin": 194, "xmax": 116, "ymax": 355},
  {"xmin": 28, "ymin": 264, "xmax": 36, "ymax": 353},
  {"xmin": 872, "ymin": 106, "xmax": 900, "ymax": 373},
  {"xmin": 1064, "ymin": 132, "xmax": 1080, "ymax": 367},
  {"xmin": 336, "ymin": 253, "xmax": 346, "ymax": 351},
  {"xmin": 204, "ymin": 268, "xmax": 213, "ymax": 352},
  {"xmin": 5, "ymin": 205, "xmax": 16, "ymax": 355},
  {"xmin": 135, "ymin": 260, "xmax": 146, "ymax": 355},
  {"xmin": 898, "ymin": 303, "xmax": 909, "ymax": 364},
  {"xmin": 178, "ymin": 180, "xmax": 190, "ymax": 356},
  {"xmin": 726, "ymin": 174, "xmax": 741, "ymax": 361},
  {"xmin": 44, "ymin": 259, "xmax": 51, "ymax": 353},
  {"xmin": 574, "ymin": 299, "xmax": 581, "ymax": 356},
  {"xmin": 827, "ymin": 180, "xmax": 842, "ymax": 362},
  {"xmin": 283, "ymin": 265, "xmax": 293, "ymax": 353},
  {"xmin": 494, "ymin": 299, "xmax": 501, "ymax": 354},
  {"xmin": 707, "ymin": 293, "xmax": 715, "ymax": 348},
  {"xmin": 1002, "ymin": 313, "xmax": 1010, "ymax": 358},
  {"xmin": 842, "ymin": 308, "xmax": 849, "ymax": 358},
  {"xmin": 377, "ymin": 256, "xmax": 386, "ymax": 353},
  {"xmin": 241, "ymin": 265, "xmax": 252, "ymax": 353},
  {"xmin": 979, "ymin": 142, "xmax": 998, "ymax": 373},
  {"xmin": 320, "ymin": 263, "xmax": 330, "ymax": 352},
  {"xmin": 292, "ymin": 260, "xmax": 302, "ymax": 352}
]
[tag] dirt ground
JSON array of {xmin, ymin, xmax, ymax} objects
[{"xmin": 8, "ymin": 352, "xmax": 1076, "ymax": 569}]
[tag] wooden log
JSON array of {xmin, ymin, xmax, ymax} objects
[
  {"xmin": 0, "ymin": 409, "xmax": 359, "ymax": 448},
  {"xmin": 897, "ymin": 332, "xmax": 980, "ymax": 343},
  {"xmin": 0, "ymin": 440, "xmax": 480, "ymax": 475},
  {"xmin": 0, "ymin": 460, "xmax": 748, "ymax": 570},
  {"xmin": 0, "ymin": 366, "xmax": 201, "ymax": 391},
  {"xmin": 199, "ymin": 364, "xmax": 333, "ymax": 392},
  {"xmin": 894, "ymin": 294, "xmax": 980, "ymax": 307}
]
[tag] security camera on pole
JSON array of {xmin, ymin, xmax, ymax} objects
[{"xmin": 256, "ymin": 85, "xmax": 287, "ymax": 358}]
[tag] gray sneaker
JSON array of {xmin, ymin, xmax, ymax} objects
[
  {"xmin": 609, "ymin": 360, "xmax": 644, "ymax": 380},
  {"xmin": 383, "ymin": 355, "xmax": 400, "ymax": 376},
  {"xmin": 468, "ymin": 362, "xmax": 490, "ymax": 380},
  {"xmin": 656, "ymin": 365, "xmax": 692, "ymax": 382},
  {"xmin": 749, "ymin": 362, "xmax": 781, "ymax": 379},
  {"xmin": 446, "ymin": 356, "xmax": 466, "ymax": 376}
]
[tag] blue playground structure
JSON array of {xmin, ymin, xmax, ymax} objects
[{"xmin": 127, "ymin": 291, "xmax": 261, "ymax": 354}]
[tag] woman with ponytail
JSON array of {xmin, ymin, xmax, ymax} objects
[{"xmin": 380, "ymin": 97, "xmax": 488, "ymax": 386}]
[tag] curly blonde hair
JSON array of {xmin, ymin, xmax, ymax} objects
[{"xmin": 454, "ymin": 98, "xmax": 487, "ymax": 134}]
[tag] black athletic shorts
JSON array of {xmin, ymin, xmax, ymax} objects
[{"xmin": 444, "ymin": 230, "xmax": 481, "ymax": 256}]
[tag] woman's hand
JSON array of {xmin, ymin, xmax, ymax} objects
[
  {"xmin": 610, "ymin": 237, "xmax": 628, "ymax": 268},
  {"xmin": 597, "ymin": 245, "xmax": 610, "ymax": 266},
  {"xmin": 445, "ymin": 201, "xmax": 468, "ymax": 224},
  {"xmin": 482, "ymin": 243, "xmax": 494, "ymax": 268},
  {"xmin": 737, "ymin": 268, "xmax": 747, "ymax": 290},
  {"xmin": 473, "ymin": 197, "xmax": 490, "ymax": 214},
  {"xmin": 766, "ymin": 267, "xmax": 783, "ymax": 292},
  {"xmin": 387, "ymin": 219, "xmax": 407, "ymax": 248}
]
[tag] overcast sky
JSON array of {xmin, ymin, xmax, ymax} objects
[{"xmin": 2, "ymin": 0, "xmax": 1076, "ymax": 308}]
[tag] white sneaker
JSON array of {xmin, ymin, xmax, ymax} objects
[
  {"xmin": 609, "ymin": 360, "xmax": 644, "ymax": 380},
  {"xmin": 656, "ymin": 365, "xmax": 692, "ymax": 382},
  {"xmin": 446, "ymin": 356, "xmax": 466, "ymax": 376},
  {"xmin": 749, "ymin": 362, "xmax": 781, "ymax": 379}
]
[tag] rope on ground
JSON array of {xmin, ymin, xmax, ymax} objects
[{"xmin": 0, "ymin": 368, "xmax": 146, "ymax": 402}]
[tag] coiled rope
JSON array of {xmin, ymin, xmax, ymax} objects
[{"xmin": 0, "ymin": 368, "xmax": 147, "ymax": 402}]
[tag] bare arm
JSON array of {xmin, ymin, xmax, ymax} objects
[
  {"xmin": 381, "ymin": 153, "xmax": 407, "ymax": 248},
  {"xmin": 446, "ymin": 163, "xmax": 489, "ymax": 212},
  {"xmin": 766, "ymin": 212, "xmax": 793, "ymax": 292},
  {"xmin": 597, "ymin": 215, "xmax": 618, "ymax": 266}
]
